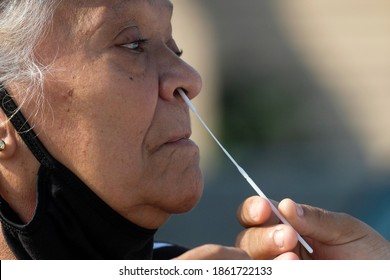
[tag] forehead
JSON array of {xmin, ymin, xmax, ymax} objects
[
  {"xmin": 80, "ymin": 0, "xmax": 173, "ymax": 14},
  {"xmin": 58, "ymin": 0, "xmax": 173, "ymax": 34},
  {"xmin": 67, "ymin": 0, "xmax": 173, "ymax": 12}
]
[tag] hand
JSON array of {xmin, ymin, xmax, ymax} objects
[
  {"xmin": 174, "ymin": 195, "xmax": 292, "ymax": 260},
  {"xmin": 174, "ymin": 244, "xmax": 251, "ymax": 260},
  {"xmin": 237, "ymin": 196, "xmax": 390, "ymax": 259},
  {"xmin": 175, "ymin": 196, "xmax": 299, "ymax": 260},
  {"xmin": 278, "ymin": 198, "xmax": 390, "ymax": 259},
  {"xmin": 236, "ymin": 196, "xmax": 300, "ymax": 259}
]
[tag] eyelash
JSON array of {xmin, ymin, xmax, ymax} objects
[
  {"xmin": 175, "ymin": 49, "xmax": 184, "ymax": 57},
  {"xmin": 120, "ymin": 39, "xmax": 184, "ymax": 57},
  {"xmin": 121, "ymin": 39, "xmax": 148, "ymax": 52}
]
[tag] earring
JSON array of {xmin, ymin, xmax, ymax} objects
[{"xmin": 0, "ymin": 140, "xmax": 5, "ymax": 151}]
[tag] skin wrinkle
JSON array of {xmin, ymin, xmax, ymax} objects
[
  {"xmin": 7, "ymin": 0, "xmax": 390, "ymax": 261},
  {"xmin": 4, "ymin": 1, "xmax": 293, "ymax": 261},
  {"xmin": 2, "ymin": 1, "xmax": 202, "ymax": 234},
  {"xmin": 143, "ymin": 100, "xmax": 191, "ymax": 156}
]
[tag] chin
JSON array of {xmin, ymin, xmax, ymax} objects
[{"xmin": 166, "ymin": 172, "xmax": 204, "ymax": 214}]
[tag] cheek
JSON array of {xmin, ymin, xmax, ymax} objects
[
  {"xmin": 94, "ymin": 84, "xmax": 157, "ymax": 161},
  {"xmin": 106, "ymin": 49, "xmax": 150, "ymax": 83},
  {"xmin": 78, "ymin": 59, "xmax": 158, "ymax": 134},
  {"xmin": 48, "ymin": 59, "xmax": 159, "ymax": 181}
]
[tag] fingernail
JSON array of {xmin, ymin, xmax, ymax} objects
[
  {"xmin": 296, "ymin": 203, "xmax": 304, "ymax": 217},
  {"xmin": 249, "ymin": 200, "xmax": 261, "ymax": 220},
  {"xmin": 273, "ymin": 229, "xmax": 285, "ymax": 248}
]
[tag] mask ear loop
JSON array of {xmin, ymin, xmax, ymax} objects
[{"xmin": 0, "ymin": 86, "xmax": 57, "ymax": 170}]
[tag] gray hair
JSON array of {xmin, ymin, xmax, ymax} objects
[{"xmin": 0, "ymin": 0, "xmax": 60, "ymax": 109}]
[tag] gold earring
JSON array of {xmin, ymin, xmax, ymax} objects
[{"xmin": 0, "ymin": 140, "xmax": 6, "ymax": 151}]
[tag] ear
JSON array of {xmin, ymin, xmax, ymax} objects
[{"xmin": 0, "ymin": 112, "xmax": 17, "ymax": 160}]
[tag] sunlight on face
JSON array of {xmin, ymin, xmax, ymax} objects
[{"xmin": 34, "ymin": 0, "xmax": 203, "ymax": 229}]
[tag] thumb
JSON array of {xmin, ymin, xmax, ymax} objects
[
  {"xmin": 278, "ymin": 199, "xmax": 370, "ymax": 245},
  {"xmin": 278, "ymin": 199, "xmax": 390, "ymax": 259}
]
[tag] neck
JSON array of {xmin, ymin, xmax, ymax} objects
[{"xmin": 0, "ymin": 229, "xmax": 15, "ymax": 259}]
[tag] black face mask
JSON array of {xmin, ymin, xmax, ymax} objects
[{"xmin": 0, "ymin": 87, "xmax": 160, "ymax": 259}]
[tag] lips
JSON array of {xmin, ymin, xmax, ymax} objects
[{"xmin": 166, "ymin": 131, "xmax": 192, "ymax": 144}]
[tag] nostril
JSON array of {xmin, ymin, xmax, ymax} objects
[
  {"xmin": 178, "ymin": 88, "xmax": 197, "ymax": 113},
  {"xmin": 173, "ymin": 89, "xmax": 181, "ymax": 98},
  {"xmin": 175, "ymin": 88, "xmax": 186, "ymax": 96}
]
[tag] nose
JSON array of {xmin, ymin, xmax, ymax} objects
[{"xmin": 158, "ymin": 50, "xmax": 202, "ymax": 101}]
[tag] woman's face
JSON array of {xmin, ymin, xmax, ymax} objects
[{"xmin": 31, "ymin": 0, "xmax": 203, "ymax": 228}]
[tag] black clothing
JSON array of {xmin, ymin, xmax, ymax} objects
[{"xmin": 0, "ymin": 161, "xmax": 156, "ymax": 259}]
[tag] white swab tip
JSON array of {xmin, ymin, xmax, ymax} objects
[{"xmin": 177, "ymin": 89, "xmax": 197, "ymax": 112}]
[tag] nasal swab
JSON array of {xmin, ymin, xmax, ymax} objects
[{"xmin": 178, "ymin": 88, "xmax": 313, "ymax": 254}]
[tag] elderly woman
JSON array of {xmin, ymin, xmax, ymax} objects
[
  {"xmin": 0, "ymin": 0, "xmax": 389, "ymax": 260},
  {"xmin": 0, "ymin": 0, "xmax": 257, "ymax": 260}
]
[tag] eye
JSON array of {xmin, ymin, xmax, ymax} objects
[{"xmin": 120, "ymin": 39, "xmax": 148, "ymax": 52}]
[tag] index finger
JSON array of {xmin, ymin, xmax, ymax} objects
[{"xmin": 237, "ymin": 196, "xmax": 280, "ymax": 228}]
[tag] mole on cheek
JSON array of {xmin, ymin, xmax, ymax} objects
[{"xmin": 67, "ymin": 89, "xmax": 74, "ymax": 97}]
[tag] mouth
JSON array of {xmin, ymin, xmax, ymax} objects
[
  {"xmin": 166, "ymin": 131, "xmax": 192, "ymax": 144},
  {"xmin": 146, "ymin": 129, "xmax": 199, "ymax": 159},
  {"xmin": 162, "ymin": 131, "xmax": 197, "ymax": 150}
]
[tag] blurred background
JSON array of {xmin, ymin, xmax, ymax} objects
[{"xmin": 156, "ymin": 0, "xmax": 390, "ymax": 248}]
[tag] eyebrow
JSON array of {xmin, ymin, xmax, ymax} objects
[{"xmin": 146, "ymin": 0, "xmax": 173, "ymax": 13}]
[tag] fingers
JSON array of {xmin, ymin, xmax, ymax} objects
[
  {"xmin": 236, "ymin": 196, "xmax": 300, "ymax": 259},
  {"xmin": 278, "ymin": 198, "xmax": 370, "ymax": 245},
  {"xmin": 274, "ymin": 252, "xmax": 300, "ymax": 260},
  {"xmin": 236, "ymin": 224, "xmax": 298, "ymax": 259},
  {"xmin": 277, "ymin": 198, "xmax": 390, "ymax": 259},
  {"xmin": 237, "ymin": 196, "xmax": 390, "ymax": 260},
  {"xmin": 237, "ymin": 196, "xmax": 279, "ymax": 227},
  {"xmin": 174, "ymin": 244, "xmax": 251, "ymax": 260}
]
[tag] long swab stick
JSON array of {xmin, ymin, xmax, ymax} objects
[{"xmin": 178, "ymin": 88, "xmax": 313, "ymax": 254}]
